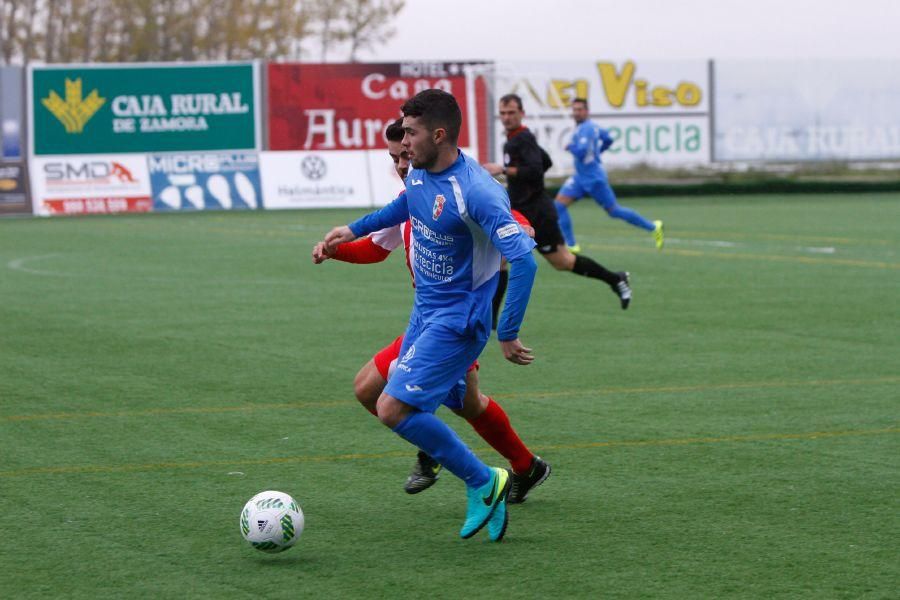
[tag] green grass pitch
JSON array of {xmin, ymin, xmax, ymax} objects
[{"xmin": 1, "ymin": 193, "xmax": 897, "ymax": 598}]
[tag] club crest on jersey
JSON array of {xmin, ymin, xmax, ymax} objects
[{"xmin": 432, "ymin": 194, "xmax": 446, "ymax": 220}]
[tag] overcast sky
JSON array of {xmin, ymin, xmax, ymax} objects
[{"xmin": 369, "ymin": 0, "xmax": 899, "ymax": 61}]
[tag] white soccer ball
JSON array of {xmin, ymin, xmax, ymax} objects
[{"xmin": 239, "ymin": 490, "xmax": 305, "ymax": 553}]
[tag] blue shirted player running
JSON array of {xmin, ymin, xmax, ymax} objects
[
  {"xmin": 322, "ymin": 90, "xmax": 538, "ymax": 542},
  {"xmin": 554, "ymin": 97, "xmax": 664, "ymax": 251}
]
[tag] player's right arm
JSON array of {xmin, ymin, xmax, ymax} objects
[
  {"xmin": 566, "ymin": 123, "xmax": 593, "ymax": 162},
  {"xmin": 312, "ymin": 237, "xmax": 392, "ymax": 265},
  {"xmin": 323, "ymin": 191, "xmax": 409, "ymax": 252}
]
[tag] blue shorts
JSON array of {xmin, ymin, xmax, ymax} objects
[
  {"xmin": 384, "ymin": 317, "xmax": 489, "ymax": 413},
  {"xmin": 558, "ymin": 175, "xmax": 617, "ymax": 210}
]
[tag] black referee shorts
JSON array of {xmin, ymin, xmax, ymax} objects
[{"xmin": 514, "ymin": 198, "xmax": 566, "ymax": 255}]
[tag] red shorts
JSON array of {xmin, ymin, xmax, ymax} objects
[{"xmin": 373, "ymin": 334, "xmax": 478, "ymax": 380}]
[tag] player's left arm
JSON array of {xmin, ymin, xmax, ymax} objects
[
  {"xmin": 497, "ymin": 253, "xmax": 537, "ymax": 364},
  {"xmin": 598, "ymin": 127, "xmax": 614, "ymax": 153},
  {"xmin": 468, "ymin": 182, "xmax": 538, "ymax": 364}
]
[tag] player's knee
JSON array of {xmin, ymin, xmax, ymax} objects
[
  {"xmin": 474, "ymin": 392, "xmax": 489, "ymax": 415},
  {"xmin": 457, "ymin": 389, "xmax": 487, "ymax": 420},
  {"xmin": 353, "ymin": 383, "xmax": 378, "ymax": 415},
  {"xmin": 551, "ymin": 256, "xmax": 571, "ymax": 271},
  {"xmin": 546, "ymin": 249, "xmax": 574, "ymax": 271},
  {"xmin": 375, "ymin": 394, "xmax": 407, "ymax": 428},
  {"xmin": 353, "ymin": 364, "xmax": 383, "ymax": 413},
  {"xmin": 352, "ymin": 375, "xmax": 373, "ymax": 403}
]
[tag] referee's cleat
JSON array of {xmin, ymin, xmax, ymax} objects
[
  {"xmin": 508, "ymin": 456, "xmax": 552, "ymax": 504},
  {"xmin": 404, "ymin": 451, "xmax": 442, "ymax": 494},
  {"xmin": 460, "ymin": 468, "xmax": 510, "ymax": 539},
  {"xmin": 653, "ymin": 220, "xmax": 664, "ymax": 250},
  {"xmin": 610, "ymin": 271, "xmax": 632, "ymax": 310}
]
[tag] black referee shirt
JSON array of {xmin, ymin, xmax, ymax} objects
[{"xmin": 502, "ymin": 127, "xmax": 553, "ymax": 211}]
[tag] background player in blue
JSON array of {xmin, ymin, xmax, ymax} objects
[
  {"xmin": 484, "ymin": 94, "xmax": 633, "ymax": 310},
  {"xmin": 554, "ymin": 97, "xmax": 665, "ymax": 252},
  {"xmin": 321, "ymin": 89, "xmax": 538, "ymax": 542}
]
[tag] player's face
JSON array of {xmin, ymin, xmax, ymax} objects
[
  {"xmin": 498, "ymin": 101, "xmax": 524, "ymax": 132},
  {"xmin": 572, "ymin": 102, "xmax": 589, "ymax": 124},
  {"xmin": 387, "ymin": 139, "xmax": 410, "ymax": 179},
  {"xmin": 402, "ymin": 115, "xmax": 440, "ymax": 170}
]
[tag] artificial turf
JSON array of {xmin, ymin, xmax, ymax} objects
[{"xmin": 1, "ymin": 193, "xmax": 897, "ymax": 598}]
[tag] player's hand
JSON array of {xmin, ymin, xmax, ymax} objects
[
  {"xmin": 324, "ymin": 226, "xmax": 356, "ymax": 253},
  {"xmin": 500, "ymin": 338, "xmax": 534, "ymax": 365},
  {"xmin": 483, "ymin": 162, "xmax": 504, "ymax": 176},
  {"xmin": 311, "ymin": 241, "xmax": 335, "ymax": 264},
  {"xmin": 522, "ymin": 224, "xmax": 535, "ymax": 238}
]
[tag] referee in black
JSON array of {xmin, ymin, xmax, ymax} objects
[{"xmin": 484, "ymin": 93, "xmax": 632, "ymax": 320}]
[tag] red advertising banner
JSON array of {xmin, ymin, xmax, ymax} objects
[
  {"xmin": 43, "ymin": 197, "xmax": 152, "ymax": 215},
  {"xmin": 267, "ymin": 62, "xmax": 490, "ymax": 160}
]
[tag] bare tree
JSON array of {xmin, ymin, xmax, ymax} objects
[
  {"xmin": 18, "ymin": 0, "xmax": 40, "ymax": 64},
  {"xmin": 0, "ymin": 0, "xmax": 400, "ymax": 64},
  {"xmin": 340, "ymin": 0, "xmax": 404, "ymax": 62},
  {"xmin": 313, "ymin": 0, "xmax": 349, "ymax": 62},
  {"xmin": 0, "ymin": 0, "xmax": 17, "ymax": 63}
]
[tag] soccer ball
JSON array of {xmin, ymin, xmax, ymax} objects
[{"xmin": 239, "ymin": 490, "xmax": 305, "ymax": 553}]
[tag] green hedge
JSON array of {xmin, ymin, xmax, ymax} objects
[{"xmin": 546, "ymin": 179, "xmax": 900, "ymax": 198}]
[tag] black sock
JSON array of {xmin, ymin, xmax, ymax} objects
[
  {"xmin": 492, "ymin": 268, "xmax": 509, "ymax": 329},
  {"xmin": 572, "ymin": 255, "xmax": 619, "ymax": 286}
]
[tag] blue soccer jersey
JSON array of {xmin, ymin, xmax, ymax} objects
[
  {"xmin": 567, "ymin": 120, "xmax": 614, "ymax": 179},
  {"xmin": 350, "ymin": 151, "xmax": 536, "ymax": 335}
]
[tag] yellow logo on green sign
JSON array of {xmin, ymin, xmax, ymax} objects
[{"xmin": 42, "ymin": 78, "xmax": 106, "ymax": 134}]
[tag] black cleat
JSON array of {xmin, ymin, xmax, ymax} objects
[
  {"xmin": 610, "ymin": 271, "xmax": 631, "ymax": 310},
  {"xmin": 508, "ymin": 456, "xmax": 551, "ymax": 504},
  {"xmin": 404, "ymin": 451, "xmax": 442, "ymax": 494}
]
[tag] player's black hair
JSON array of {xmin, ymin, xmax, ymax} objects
[
  {"xmin": 400, "ymin": 89, "xmax": 461, "ymax": 143},
  {"xmin": 385, "ymin": 117, "xmax": 405, "ymax": 142},
  {"xmin": 572, "ymin": 97, "xmax": 589, "ymax": 109},
  {"xmin": 499, "ymin": 93, "xmax": 524, "ymax": 110}
]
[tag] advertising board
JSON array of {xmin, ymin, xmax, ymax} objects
[
  {"xmin": 31, "ymin": 63, "xmax": 259, "ymax": 155},
  {"xmin": 148, "ymin": 152, "xmax": 261, "ymax": 211},
  {"xmin": 30, "ymin": 154, "xmax": 152, "ymax": 215},
  {"xmin": 491, "ymin": 60, "xmax": 711, "ymax": 171}
]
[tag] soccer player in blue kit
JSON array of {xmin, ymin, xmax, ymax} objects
[
  {"xmin": 322, "ymin": 89, "xmax": 538, "ymax": 542},
  {"xmin": 554, "ymin": 97, "xmax": 664, "ymax": 251}
]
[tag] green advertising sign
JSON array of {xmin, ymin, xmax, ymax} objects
[{"xmin": 31, "ymin": 63, "xmax": 258, "ymax": 155}]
